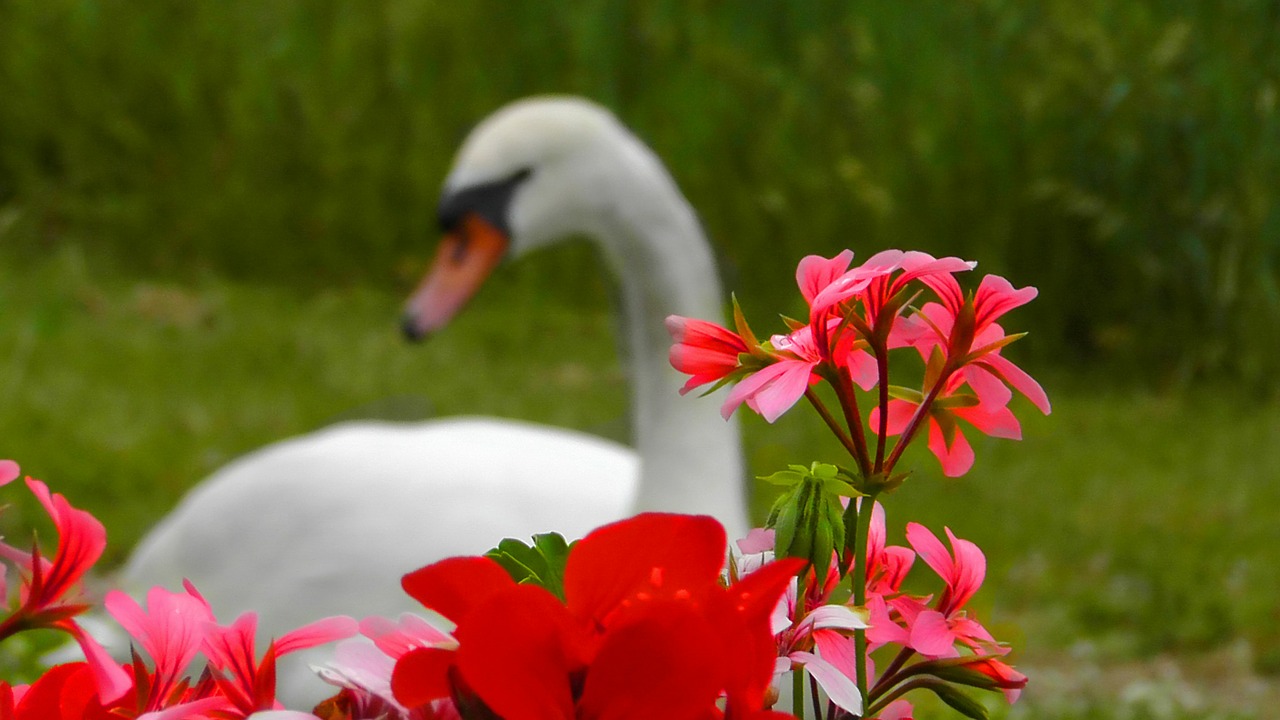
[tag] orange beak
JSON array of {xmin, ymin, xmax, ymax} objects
[{"xmin": 401, "ymin": 213, "xmax": 510, "ymax": 340}]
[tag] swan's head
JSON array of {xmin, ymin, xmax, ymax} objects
[{"xmin": 402, "ymin": 96, "xmax": 632, "ymax": 340}]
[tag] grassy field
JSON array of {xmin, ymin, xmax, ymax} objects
[
  {"xmin": 2, "ymin": 0, "xmax": 1278, "ymax": 386},
  {"xmin": 1, "ymin": 242, "xmax": 1277, "ymax": 717}
]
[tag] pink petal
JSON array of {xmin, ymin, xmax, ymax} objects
[
  {"xmin": 973, "ymin": 275, "xmax": 1037, "ymax": 329},
  {"xmin": 864, "ymin": 595, "xmax": 910, "ymax": 650},
  {"xmin": 812, "ymin": 629, "xmax": 858, "ymax": 681},
  {"xmin": 360, "ymin": 612, "xmax": 454, "ymax": 658},
  {"xmin": 736, "ymin": 528, "xmax": 776, "ymax": 555},
  {"xmin": 797, "ymin": 250, "xmax": 855, "ymax": 304},
  {"xmin": 106, "ymin": 587, "xmax": 211, "ymax": 679},
  {"xmin": 802, "ymin": 604, "xmax": 868, "ymax": 633},
  {"xmin": 789, "ymin": 651, "xmax": 862, "ymax": 715},
  {"xmin": 275, "ymin": 615, "xmax": 358, "ymax": 656},
  {"xmin": 943, "ymin": 528, "xmax": 986, "ymax": 610},
  {"xmin": 957, "ymin": 404, "xmax": 1022, "ymax": 441},
  {"xmin": 927, "ymin": 419, "xmax": 975, "ymax": 477},
  {"xmin": 907, "ymin": 610, "xmax": 957, "ymax": 657},
  {"xmin": 0, "ymin": 460, "xmax": 19, "ymax": 486},
  {"xmin": 980, "ymin": 353, "xmax": 1051, "ymax": 415},
  {"xmin": 843, "ymin": 348, "xmax": 879, "ymax": 391},
  {"xmin": 722, "ymin": 360, "xmax": 814, "ymax": 423},
  {"xmin": 961, "ymin": 364, "xmax": 1013, "ymax": 410},
  {"xmin": 67, "ymin": 622, "xmax": 132, "ymax": 703},
  {"xmin": 904, "ymin": 523, "xmax": 954, "ymax": 585},
  {"xmin": 870, "ymin": 399, "xmax": 917, "ymax": 437},
  {"xmin": 138, "ymin": 696, "xmax": 232, "ymax": 720}
]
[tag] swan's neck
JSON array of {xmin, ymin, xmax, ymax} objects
[{"xmin": 592, "ymin": 140, "xmax": 750, "ymax": 539}]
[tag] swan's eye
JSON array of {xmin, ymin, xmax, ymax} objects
[{"xmin": 436, "ymin": 168, "xmax": 533, "ymax": 236}]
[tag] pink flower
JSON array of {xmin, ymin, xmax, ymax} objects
[
  {"xmin": 910, "ymin": 294, "xmax": 1051, "ymax": 416},
  {"xmin": 720, "ymin": 324, "xmax": 824, "ymax": 422},
  {"xmin": 898, "ymin": 524, "xmax": 1002, "ymax": 659},
  {"xmin": 666, "ymin": 316, "xmax": 749, "ymax": 394},
  {"xmin": 202, "ymin": 610, "xmax": 357, "ymax": 715},
  {"xmin": 0, "ymin": 478, "xmax": 107, "ymax": 636},
  {"xmin": 803, "ymin": 250, "xmax": 903, "ymax": 321}
]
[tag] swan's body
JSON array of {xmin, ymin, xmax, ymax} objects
[{"xmin": 119, "ymin": 96, "xmax": 749, "ymax": 705}]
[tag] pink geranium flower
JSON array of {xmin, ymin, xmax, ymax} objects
[
  {"xmin": 897, "ymin": 523, "xmax": 1002, "ymax": 659},
  {"xmin": 720, "ymin": 324, "xmax": 825, "ymax": 422},
  {"xmin": 666, "ymin": 316, "xmax": 749, "ymax": 394},
  {"xmin": 202, "ymin": 609, "xmax": 357, "ymax": 715}
]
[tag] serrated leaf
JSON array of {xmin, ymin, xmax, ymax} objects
[{"xmin": 485, "ymin": 532, "xmax": 574, "ymax": 601}]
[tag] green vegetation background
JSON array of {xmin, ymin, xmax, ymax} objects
[
  {"xmin": 3, "ymin": 0, "xmax": 1277, "ymax": 385},
  {"xmin": 1, "ymin": 1, "xmax": 1278, "ymax": 717}
]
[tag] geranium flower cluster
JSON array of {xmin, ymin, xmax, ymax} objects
[
  {"xmin": 0, "ymin": 461, "xmax": 357, "ymax": 719},
  {"xmin": 667, "ymin": 248, "xmax": 1047, "ymax": 717},
  {"xmin": 668, "ymin": 249, "xmax": 1050, "ymax": 479}
]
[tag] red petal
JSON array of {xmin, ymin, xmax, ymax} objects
[
  {"xmin": 401, "ymin": 556, "xmax": 514, "ymax": 625},
  {"xmin": 391, "ymin": 647, "xmax": 456, "ymax": 709},
  {"xmin": 455, "ymin": 585, "xmax": 583, "ymax": 720},
  {"xmin": 564, "ymin": 513, "xmax": 726, "ymax": 628},
  {"xmin": 578, "ymin": 600, "xmax": 723, "ymax": 720}
]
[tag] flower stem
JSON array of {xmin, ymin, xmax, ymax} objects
[
  {"xmin": 868, "ymin": 645, "xmax": 917, "ymax": 699},
  {"xmin": 852, "ymin": 493, "xmax": 878, "ymax": 714},
  {"xmin": 793, "ymin": 664, "xmax": 805, "ymax": 718},
  {"xmin": 810, "ymin": 673, "xmax": 824, "ymax": 720},
  {"xmin": 831, "ymin": 365, "xmax": 874, "ymax": 480},
  {"xmin": 864, "ymin": 677, "xmax": 936, "ymax": 718},
  {"xmin": 872, "ymin": 341, "xmax": 891, "ymax": 473},
  {"xmin": 882, "ymin": 366, "xmax": 954, "ymax": 472},
  {"xmin": 805, "ymin": 388, "xmax": 860, "ymax": 462}
]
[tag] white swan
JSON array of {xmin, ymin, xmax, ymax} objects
[{"xmin": 119, "ymin": 96, "xmax": 750, "ymax": 704}]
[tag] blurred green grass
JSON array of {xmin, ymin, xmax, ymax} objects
[
  {"xmin": 1, "ymin": 242, "xmax": 1277, "ymax": 717},
  {"xmin": 1, "ymin": 0, "xmax": 1278, "ymax": 386}
]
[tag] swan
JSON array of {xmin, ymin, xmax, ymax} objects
[{"xmin": 118, "ymin": 96, "xmax": 751, "ymax": 704}]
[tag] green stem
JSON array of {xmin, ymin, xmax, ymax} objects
[
  {"xmin": 864, "ymin": 677, "xmax": 936, "ymax": 718},
  {"xmin": 792, "ymin": 663, "xmax": 805, "ymax": 718},
  {"xmin": 868, "ymin": 646, "xmax": 917, "ymax": 699},
  {"xmin": 852, "ymin": 492, "xmax": 878, "ymax": 715}
]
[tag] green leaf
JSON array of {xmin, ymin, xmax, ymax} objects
[
  {"xmin": 887, "ymin": 384, "xmax": 924, "ymax": 404},
  {"xmin": 758, "ymin": 469, "xmax": 806, "ymax": 487},
  {"xmin": 485, "ymin": 532, "xmax": 574, "ymax": 601},
  {"xmin": 927, "ymin": 682, "xmax": 990, "ymax": 720},
  {"xmin": 732, "ymin": 294, "xmax": 760, "ymax": 348}
]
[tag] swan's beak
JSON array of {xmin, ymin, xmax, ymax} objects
[{"xmin": 401, "ymin": 213, "xmax": 509, "ymax": 341}]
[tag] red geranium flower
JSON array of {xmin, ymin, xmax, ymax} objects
[{"xmin": 391, "ymin": 513, "xmax": 802, "ymax": 719}]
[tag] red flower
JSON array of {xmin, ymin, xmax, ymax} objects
[{"xmin": 391, "ymin": 513, "xmax": 803, "ymax": 719}]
